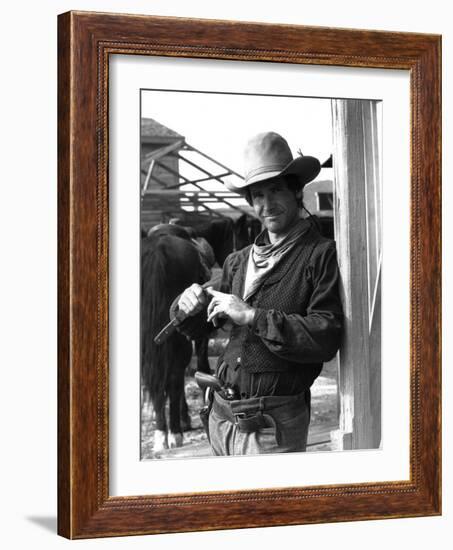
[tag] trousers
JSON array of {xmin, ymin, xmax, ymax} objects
[{"xmin": 208, "ymin": 389, "xmax": 311, "ymax": 456}]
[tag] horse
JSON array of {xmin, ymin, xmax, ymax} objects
[
  {"xmin": 147, "ymin": 223, "xmax": 213, "ymax": 375},
  {"xmin": 174, "ymin": 217, "xmax": 235, "ymax": 267},
  {"xmin": 141, "ymin": 233, "xmax": 209, "ymax": 452},
  {"xmin": 147, "ymin": 223, "xmax": 192, "ymax": 241}
]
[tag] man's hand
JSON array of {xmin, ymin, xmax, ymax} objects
[
  {"xmin": 177, "ymin": 283, "xmax": 209, "ymax": 318},
  {"xmin": 206, "ymin": 288, "xmax": 256, "ymax": 327}
]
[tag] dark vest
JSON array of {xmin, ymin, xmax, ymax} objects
[{"xmin": 221, "ymin": 227, "xmax": 326, "ymax": 382}]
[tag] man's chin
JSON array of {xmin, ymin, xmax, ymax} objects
[{"xmin": 264, "ymin": 219, "xmax": 282, "ymax": 230}]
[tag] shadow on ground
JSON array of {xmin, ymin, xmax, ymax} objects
[{"xmin": 26, "ymin": 516, "xmax": 57, "ymax": 533}]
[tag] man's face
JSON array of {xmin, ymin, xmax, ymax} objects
[{"xmin": 249, "ymin": 178, "xmax": 300, "ymax": 240}]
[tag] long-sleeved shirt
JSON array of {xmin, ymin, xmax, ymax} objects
[{"xmin": 175, "ymin": 223, "xmax": 343, "ymax": 398}]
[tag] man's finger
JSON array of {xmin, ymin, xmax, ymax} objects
[
  {"xmin": 183, "ymin": 293, "xmax": 199, "ymax": 311},
  {"xmin": 178, "ymin": 293, "xmax": 203, "ymax": 316},
  {"xmin": 206, "ymin": 299, "xmax": 214, "ymax": 317},
  {"xmin": 207, "ymin": 305, "xmax": 225, "ymax": 324},
  {"xmin": 191, "ymin": 284, "xmax": 208, "ymax": 304},
  {"xmin": 187, "ymin": 288, "xmax": 207, "ymax": 308},
  {"xmin": 207, "ymin": 297, "xmax": 220, "ymax": 317},
  {"xmin": 205, "ymin": 287, "xmax": 224, "ymax": 298},
  {"xmin": 177, "ymin": 301, "xmax": 191, "ymax": 315}
]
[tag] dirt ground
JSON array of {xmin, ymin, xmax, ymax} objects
[{"xmin": 141, "ymin": 357, "xmax": 339, "ymax": 460}]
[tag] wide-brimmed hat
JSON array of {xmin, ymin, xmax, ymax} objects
[{"xmin": 225, "ymin": 131, "xmax": 321, "ymax": 194}]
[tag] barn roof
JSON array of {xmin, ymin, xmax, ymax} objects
[{"xmin": 141, "ymin": 118, "xmax": 184, "ymax": 139}]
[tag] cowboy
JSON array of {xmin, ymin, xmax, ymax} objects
[{"xmin": 175, "ymin": 131, "xmax": 343, "ymax": 455}]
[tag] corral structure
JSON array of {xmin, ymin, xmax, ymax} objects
[{"xmin": 140, "ymin": 118, "xmax": 256, "ymax": 232}]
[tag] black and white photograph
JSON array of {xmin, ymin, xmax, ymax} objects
[
  {"xmin": 139, "ymin": 90, "xmax": 382, "ymax": 459},
  {"xmin": 1, "ymin": 0, "xmax": 447, "ymax": 545}
]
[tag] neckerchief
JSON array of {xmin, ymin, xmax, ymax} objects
[{"xmin": 243, "ymin": 218, "xmax": 310, "ymax": 301}]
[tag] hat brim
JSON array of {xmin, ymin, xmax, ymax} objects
[{"xmin": 225, "ymin": 155, "xmax": 321, "ymax": 194}]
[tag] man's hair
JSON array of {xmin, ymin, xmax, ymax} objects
[{"xmin": 245, "ymin": 175, "xmax": 304, "ymax": 209}]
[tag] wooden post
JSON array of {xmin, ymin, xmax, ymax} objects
[
  {"xmin": 330, "ymin": 99, "xmax": 381, "ymax": 450},
  {"xmin": 363, "ymin": 101, "xmax": 382, "ymax": 449}
]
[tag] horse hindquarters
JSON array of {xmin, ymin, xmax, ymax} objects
[{"xmin": 141, "ymin": 234, "xmax": 207, "ymax": 454}]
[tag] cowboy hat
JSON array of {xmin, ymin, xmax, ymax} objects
[{"xmin": 224, "ymin": 131, "xmax": 321, "ymax": 194}]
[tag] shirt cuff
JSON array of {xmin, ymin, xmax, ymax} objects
[{"xmin": 250, "ymin": 307, "xmax": 268, "ymax": 335}]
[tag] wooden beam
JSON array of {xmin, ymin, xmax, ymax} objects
[
  {"xmin": 183, "ymin": 142, "xmax": 244, "ymax": 179},
  {"xmin": 142, "ymin": 139, "xmax": 185, "ymax": 164},
  {"xmin": 155, "ymin": 157, "xmax": 251, "ymax": 216},
  {"xmin": 330, "ymin": 99, "xmax": 378, "ymax": 450}
]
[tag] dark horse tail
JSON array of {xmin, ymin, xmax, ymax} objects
[
  {"xmin": 141, "ymin": 235, "xmax": 202, "ymax": 404},
  {"xmin": 141, "ymin": 236, "xmax": 173, "ymax": 402}
]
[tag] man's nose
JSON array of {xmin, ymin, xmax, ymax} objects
[{"xmin": 262, "ymin": 195, "xmax": 275, "ymax": 211}]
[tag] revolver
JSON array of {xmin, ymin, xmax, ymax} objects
[{"xmin": 194, "ymin": 371, "xmax": 238, "ymax": 401}]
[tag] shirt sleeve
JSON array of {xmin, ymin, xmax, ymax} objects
[{"xmin": 250, "ymin": 242, "xmax": 343, "ymax": 364}]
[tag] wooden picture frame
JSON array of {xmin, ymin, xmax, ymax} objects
[{"xmin": 58, "ymin": 11, "xmax": 441, "ymax": 539}]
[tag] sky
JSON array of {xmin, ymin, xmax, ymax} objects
[{"xmin": 141, "ymin": 89, "xmax": 333, "ymax": 178}]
